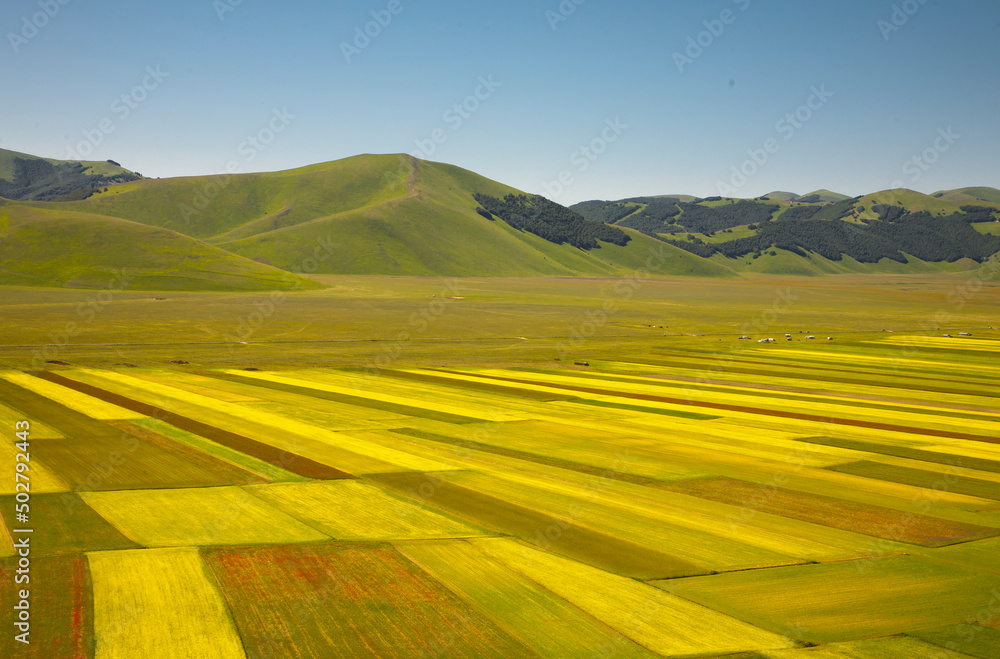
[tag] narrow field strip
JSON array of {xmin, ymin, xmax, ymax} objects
[
  {"xmin": 661, "ymin": 476, "xmax": 999, "ymax": 547},
  {"xmin": 81, "ymin": 486, "xmax": 330, "ymax": 547},
  {"xmin": 396, "ymin": 540, "xmax": 659, "ymax": 658},
  {"xmin": 88, "ymin": 547, "xmax": 246, "ymax": 659},
  {"xmin": 246, "ymin": 480, "xmax": 490, "ymax": 541},
  {"xmin": 907, "ymin": 623, "xmax": 1000, "ymax": 659},
  {"xmin": 366, "ymin": 471, "xmax": 707, "ymax": 579},
  {"xmin": 34, "ymin": 370, "xmax": 354, "ymax": 480},
  {"xmin": 201, "ymin": 543, "xmax": 538, "ymax": 658},
  {"xmin": 802, "ymin": 437, "xmax": 1000, "ymax": 474},
  {"xmin": 453, "ymin": 371, "xmax": 1000, "ymax": 444},
  {"xmin": 0, "ymin": 371, "xmax": 145, "ymax": 420},
  {"xmin": 828, "ymin": 461, "xmax": 1000, "ymax": 501},
  {"xmin": 380, "ymin": 368, "xmax": 576, "ymax": 401},
  {"xmin": 767, "ymin": 636, "xmax": 984, "ymax": 658},
  {"xmin": 662, "ymin": 554, "xmax": 1000, "ymax": 644},
  {"xmin": 388, "ymin": 427, "xmax": 664, "ymax": 485},
  {"xmin": 369, "ymin": 429, "xmax": 914, "ymax": 558},
  {"xmin": 106, "ymin": 420, "xmax": 268, "ymax": 486},
  {"xmin": 128, "ymin": 417, "xmax": 309, "ymax": 483},
  {"xmin": 471, "ymin": 537, "xmax": 795, "ymax": 656},
  {"xmin": 217, "ymin": 369, "xmax": 491, "ymax": 424},
  {"xmin": 56, "ymin": 368, "xmax": 459, "ymax": 474}
]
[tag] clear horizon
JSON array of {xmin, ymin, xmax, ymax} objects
[{"xmin": 2, "ymin": 0, "xmax": 998, "ymax": 205}]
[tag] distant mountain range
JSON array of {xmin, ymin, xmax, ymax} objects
[{"xmin": 0, "ymin": 148, "xmax": 997, "ymax": 289}]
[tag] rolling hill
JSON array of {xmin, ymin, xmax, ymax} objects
[{"xmin": 1, "ymin": 149, "xmax": 998, "ymax": 289}]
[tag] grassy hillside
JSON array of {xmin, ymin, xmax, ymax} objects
[
  {"xmin": 933, "ymin": 186, "xmax": 1000, "ymax": 204},
  {"xmin": 0, "ymin": 205, "xmax": 322, "ymax": 291},
  {"xmin": 26, "ymin": 154, "xmax": 732, "ymax": 278},
  {"xmin": 797, "ymin": 189, "xmax": 851, "ymax": 203}
]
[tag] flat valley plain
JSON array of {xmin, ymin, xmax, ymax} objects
[{"xmin": 1, "ymin": 272, "xmax": 999, "ymax": 658}]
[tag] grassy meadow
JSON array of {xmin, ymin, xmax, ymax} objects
[{"xmin": 0, "ymin": 272, "xmax": 998, "ymax": 657}]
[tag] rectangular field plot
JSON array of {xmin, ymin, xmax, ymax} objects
[
  {"xmin": 81, "ymin": 486, "xmax": 329, "ymax": 547},
  {"xmin": 246, "ymin": 480, "xmax": 491, "ymax": 541},
  {"xmin": 471, "ymin": 537, "xmax": 794, "ymax": 657},
  {"xmin": 397, "ymin": 540, "xmax": 659, "ymax": 658},
  {"xmin": 0, "ymin": 555, "xmax": 93, "ymax": 659},
  {"xmin": 202, "ymin": 543, "xmax": 538, "ymax": 658},
  {"xmin": 0, "ymin": 494, "xmax": 140, "ymax": 556},
  {"xmin": 88, "ymin": 548, "xmax": 245, "ymax": 659},
  {"xmin": 663, "ymin": 554, "xmax": 1000, "ymax": 644},
  {"xmin": 662, "ymin": 476, "xmax": 1000, "ymax": 547}
]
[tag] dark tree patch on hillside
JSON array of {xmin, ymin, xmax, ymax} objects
[
  {"xmin": 778, "ymin": 205, "xmax": 822, "ymax": 221},
  {"xmin": 811, "ymin": 198, "xmax": 859, "ymax": 221},
  {"xmin": 673, "ymin": 200, "xmax": 779, "ymax": 234},
  {"xmin": 474, "ymin": 193, "xmax": 631, "ymax": 250},
  {"xmin": 873, "ymin": 204, "xmax": 907, "ymax": 221},
  {"xmin": 0, "ymin": 157, "xmax": 141, "ymax": 202},
  {"xmin": 573, "ymin": 201, "xmax": 640, "ymax": 225}
]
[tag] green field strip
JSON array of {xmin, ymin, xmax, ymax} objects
[
  {"xmin": 388, "ymin": 427, "xmax": 664, "ymax": 485},
  {"xmin": 88, "ymin": 547, "xmax": 247, "ymax": 659},
  {"xmin": 201, "ymin": 542, "xmax": 540, "ymax": 658},
  {"xmin": 106, "ymin": 419, "xmax": 270, "ymax": 486},
  {"xmin": 0, "ymin": 371, "xmax": 146, "ymax": 420},
  {"xmin": 0, "ymin": 400, "xmax": 63, "ymax": 438},
  {"xmin": 41, "ymin": 432, "xmax": 246, "ymax": 491},
  {"xmin": 365, "ymin": 471, "xmax": 709, "ymax": 579},
  {"xmin": 33, "ymin": 370, "xmax": 355, "ymax": 480},
  {"xmin": 354, "ymin": 428, "xmax": 907, "ymax": 559},
  {"xmin": 472, "ymin": 537, "xmax": 796, "ymax": 656},
  {"xmin": 211, "ymin": 369, "xmax": 489, "ymax": 424},
  {"xmin": 913, "ymin": 537, "xmax": 1000, "ymax": 576},
  {"xmin": 447, "ymin": 371, "xmax": 1000, "ymax": 443},
  {"xmin": 81, "ymin": 486, "xmax": 331, "ymax": 547},
  {"xmin": 661, "ymin": 555, "xmax": 1000, "ymax": 644},
  {"xmin": 0, "ymin": 494, "xmax": 141, "ymax": 555},
  {"xmin": 520, "ymin": 365, "xmax": 1000, "ymax": 424},
  {"xmin": 907, "ymin": 624, "xmax": 1000, "ymax": 659},
  {"xmin": 604, "ymin": 357, "xmax": 1000, "ymax": 416},
  {"xmin": 661, "ymin": 476, "xmax": 1000, "ymax": 547},
  {"xmin": 59, "ymin": 368, "xmax": 453, "ymax": 475},
  {"xmin": 380, "ymin": 368, "xmax": 577, "ymax": 401},
  {"xmin": 396, "ymin": 540, "xmax": 660, "ymax": 658},
  {"xmin": 828, "ymin": 461, "xmax": 1000, "ymax": 501},
  {"xmin": 0, "ymin": 436, "xmax": 69, "ymax": 495},
  {"xmin": 127, "ymin": 417, "xmax": 309, "ymax": 483},
  {"xmin": 562, "ymin": 397, "xmax": 723, "ymax": 420},
  {"xmin": 513, "ymin": 367, "xmax": 1000, "ymax": 440},
  {"xmin": 801, "ymin": 437, "xmax": 1000, "ymax": 474},
  {"xmin": 0, "ymin": 555, "xmax": 94, "ymax": 659},
  {"xmin": 640, "ymin": 352, "xmax": 1000, "ymax": 400},
  {"xmin": 387, "ymin": 418, "xmax": 712, "ymax": 481},
  {"xmin": 0, "ymin": 376, "xmax": 126, "ymax": 439},
  {"xmin": 438, "ymin": 469, "xmax": 824, "ymax": 571},
  {"xmin": 246, "ymin": 480, "xmax": 492, "ymax": 541}
]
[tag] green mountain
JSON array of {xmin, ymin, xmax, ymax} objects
[
  {"xmin": 763, "ymin": 191, "xmax": 799, "ymax": 201},
  {"xmin": 572, "ymin": 189, "xmax": 1000, "ymax": 275},
  {"xmin": 0, "ymin": 148, "xmax": 143, "ymax": 202},
  {"xmin": 1, "ymin": 153, "xmax": 732, "ymax": 287},
  {"xmin": 1, "ymin": 149, "xmax": 998, "ymax": 289}
]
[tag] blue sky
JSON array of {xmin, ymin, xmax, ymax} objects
[{"xmin": 2, "ymin": 0, "xmax": 998, "ymax": 204}]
